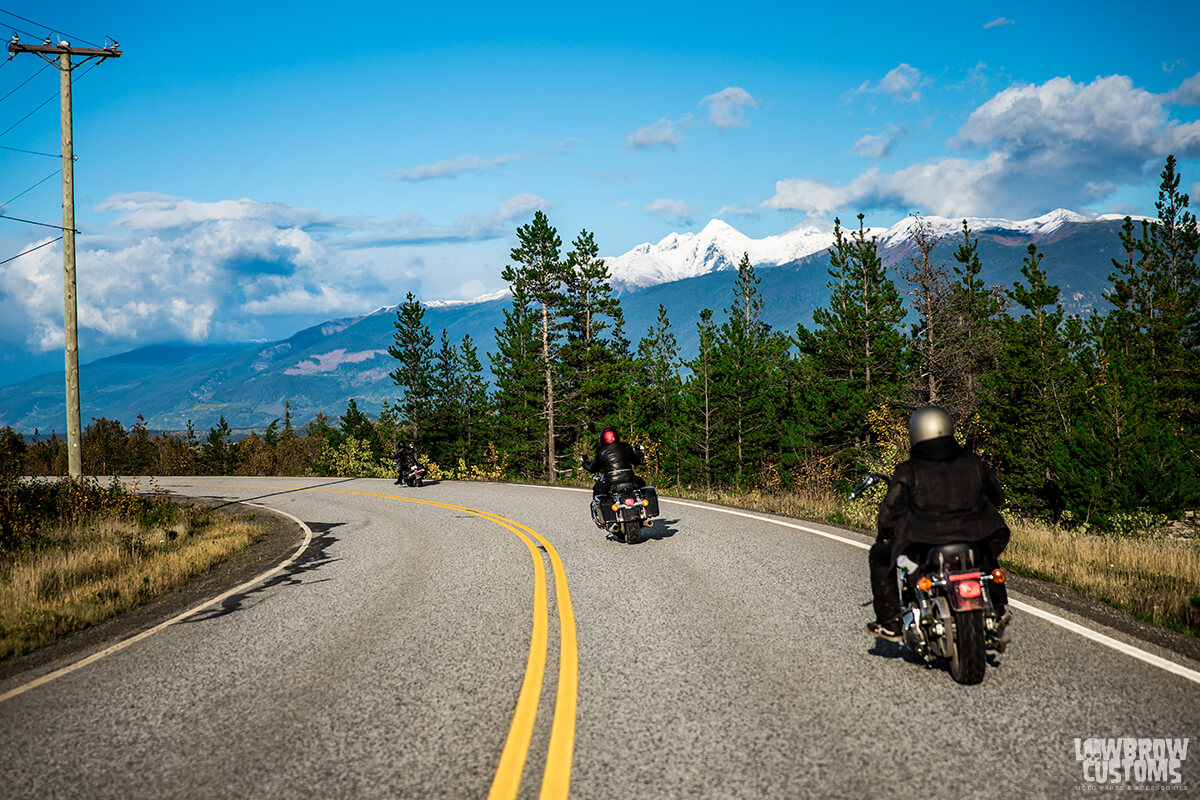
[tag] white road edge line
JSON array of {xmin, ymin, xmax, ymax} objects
[
  {"xmin": 527, "ymin": 483, "xmax": 1200, "ymax": 686},
  {"xmin": 0, "ymin": 502, "xmax": 314, "ymax": 704}
]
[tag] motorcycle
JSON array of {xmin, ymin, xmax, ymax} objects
[
  {"xmin": 397, "ymin": 460, "xmax": 425, "ymax": 488},
  {"xmin": 851, "ymin": 472, "xmax": 1010, "ymax": 685},
  {"xmin": 582, "ymin": 455, "xmax": 660, "ymax": 544}
]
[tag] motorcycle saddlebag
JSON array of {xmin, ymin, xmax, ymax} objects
[
  {"xmin": 592, "ymin": 497, "xmax": 619, "ymax": 525},
  {"xmin": 640, "ymin": 486, "xmax": 660, "ymax": 516}
]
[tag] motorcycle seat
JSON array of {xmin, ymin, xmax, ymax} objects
[{"xmin": 920, "ymin": 542, "xmax": 982, "ymax": 573}]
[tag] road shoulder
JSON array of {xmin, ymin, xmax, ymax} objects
[{"xmin": 0, "ymin": 497, "xmax": 304, "ymax": 686}]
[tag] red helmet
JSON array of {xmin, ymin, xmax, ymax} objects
[{"xmin": 600, "ymin": 427, "xmax": 618, "ymax": 445}]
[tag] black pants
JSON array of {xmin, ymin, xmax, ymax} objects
[{"xmin": 869, "ymin": 531, "xmax": 1010, "ymax": 624}]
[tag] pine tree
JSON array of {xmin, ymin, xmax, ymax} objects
[
  {"xmin": 560, "ymin": 229, "xmax": 625, "ymax": 447},
  {"xmin": 635, "ymin": 304, "xmax": 683, "ymax": 485},
  {"xmin": 948, "ymin": 220, "xmax": 1007, "ymax": 428},
  {"xmin": 510, "ymin": 211, "xmax": 569, "ymax": 480},
  {"xmin": 490, "ymin": 261, "xmax": 543, "ymax": 475},
  {"xmin": 982, "ymin": 244, "xmax": 1077, "ymax": 514},
  {"xmin": 682, "ymin": 308, "xmax": 718, "ymax": 492},
  {"xmin": 709, "ymin": 253, "xmax": 791, "ymax": 484},
  {"xmin": 458, "ymin": 334, "xmax": 491, "ymax": 465},
  {"xmin": 388, "ymin": 292, "xmax": 435, "ymax": 448},
  {"xmin": 339, "ymin": 398, "xmax": 380, "ymax": 456},
  {"xmin": 797, "ymin": 215, "xmax": 907, "ymax": 459},
  {"xmin": 898, "ymin": 217, "xmax": 952, "ymax": 406},
  {"xmin": 424, "ymin": 329, "xmax": 462, "ymax": 464}
]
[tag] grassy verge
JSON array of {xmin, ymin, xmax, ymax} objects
[
  {"xmin": 646, "ymin": 482, "xmax": 1200, "ymax": 637},
  {"xmin": 0, "ymin": 479, "xmax": 264, "ymax": 659}
]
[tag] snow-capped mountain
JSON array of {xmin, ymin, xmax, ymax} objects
[{"xmin": 605, "ymin": 209, "xmax": 1148, "ymax": 290}]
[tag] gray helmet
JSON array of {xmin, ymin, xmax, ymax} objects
[{"xmin": 908, "ymin": 405, "xmax": 954, "ymax": 447}]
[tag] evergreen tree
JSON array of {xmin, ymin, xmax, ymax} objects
[
  {"xmin": 709, "ymin": 253, "xmax": 791, "ymax": 484},
  {"xmin": 982, "ymin": 244, "xmax": 1077, "ymax": 514},
  {"xmin": 898, "ymin": 218, "xmax": 953, "ymax": 407},
  {"xmin": 202, "ymin": 416, "xmax": 235, "ymax": 475},
  {"xmin": 681, "ymin": 308, "xmax": 718, "ymax": 491},
  {"xmin": 948, "ymin": 220, "xmax": 1007, "ymax": 429},
  {"xmin": 339, "ymin": 399, "xmax": 381, "ymax": 456},
  {"xmin": 490, "ymin": 261, "xmax": 543, "ymax": 474},
  {"xmin": 510, "ymin": 211, "xmax": 569, "ymax": 480},
  {"xmin": 427, "ymin": 329, "xmax": 464, "ymax": 464},
  {"xmin": 560, "ymin": 229, "xmax": 625, "ymax": 447},
  {"xmin": 388, "ymin": 292, "xmax": 435, "ymax": 448},
  {"xmin": 797, "ymin": 215, "xmax": 907, "ymax": 460},
  {"xmin": 458, "ymin": 334, "xmax": 491, "ymax": 465},
  {"xmin": 634, "ymin": 304, "xmax": 683, "ymax": 485}
]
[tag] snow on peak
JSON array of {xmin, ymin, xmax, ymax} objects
[{"xmin": 604, "ymin": 209, "xmax": 1123, "ymax": 291}]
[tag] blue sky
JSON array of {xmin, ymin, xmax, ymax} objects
[{"xmin": 0, "ymin": 0, "xmax": 1197, "ymax": 384}]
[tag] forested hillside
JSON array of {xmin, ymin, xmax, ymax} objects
[{"xmin": 6, "ymin": 157, "xmax": 1196, "ymax": 531}]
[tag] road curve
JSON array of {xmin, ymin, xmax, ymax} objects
[{"xmin": 1, "ymin": 477, "xmax": 1198, "ymax": 799}]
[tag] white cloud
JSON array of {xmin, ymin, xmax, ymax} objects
[
  {"xmin": 768, "ymin": 74, "xmax": 1200, "ymax": 220},
  {"xmin": 390, "ymin": 152, "xmax": 533, "ymax": 182},
  {"xmin": 336, "ymin": 193, "xmax": 547, "ymax": 249},
  {"xmin": 644, "ymin": 198, "xmax": 694, "ymax": 224},
  {"xmin": 983, "ymin": 17, "xmax": 1014, "ymax": 29},
  {"xmin": 626, "ymin": 116, "xmax": 691, "ymax": 150},
  {"xmin": 700, "ymin": 87, "xmax": 758, "ymax": 130},
  {"xmin": 852, "ymin": 124, "xmax": 908, "ymax": 158},
  {"xmin": 0, "ymin": 193, "xmax": 537, "ymax": 354},
  {"xmin": 1166, "ymin": 72, "xmax": 1200, "ymax": 106},
  {"xmin": 857, "ymin": 63, "xmax": 928, "ymax": 103}
]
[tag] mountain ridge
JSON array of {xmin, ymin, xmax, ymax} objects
[{"xmin": 0, "ymin": 211, "xmax": 1142, "ymax": 433}]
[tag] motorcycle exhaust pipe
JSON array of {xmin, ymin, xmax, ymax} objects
[{"xmin": 644, "ymin": 519, "xmax": 654, "ymax": 527}]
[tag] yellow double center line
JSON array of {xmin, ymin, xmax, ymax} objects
[{"xmin": 163, "ymin": 484, "xmax": 579, "ymax": 799}]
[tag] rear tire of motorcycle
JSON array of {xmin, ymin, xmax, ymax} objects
[
  {"xmin": 622, "ymin": 520, "xmax": 641, "ymax": 545},
  {"xmin": 949, "ymin": 609, "xmax": 986, "ymax": 685},
  {"xmin": 415, "ymin": 478, "xmax": 423, "ymax": 487}
]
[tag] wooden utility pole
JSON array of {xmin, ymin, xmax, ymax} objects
[{"xmin": 7, "ymin": 36, "xmax": 121, "ymax": 478}]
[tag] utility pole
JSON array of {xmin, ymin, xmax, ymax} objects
[{"xmin": 7, "ymin": 36, "xmax": 121, "ymax": 479}]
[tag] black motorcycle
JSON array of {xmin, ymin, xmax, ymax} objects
[
  {"xmin": 397, "ymin": 460, "xmax": 425, "ymax": 488},
  {"xmin": 851, "ymin": 472, "xmax": 1010, "ymax": 684},
  {"xmin": 583, "ymin": 456, "xmax": 660, "ymax": 544}
]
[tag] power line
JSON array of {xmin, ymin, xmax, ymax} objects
[
  {"xmin": 0, "ymin": 60, "xmax": 50, "ymax": 103},
  {"xmin": 0, "ymin": 143, "xmax": 61, "ymax": 157},
  {"xmin": 0, "ymin": 234, "xmax": 60, "ymax": 266},
  {"xmin": 3, "ymin": 167, "xmax": 59, "ymax": 206},
  {"xmin": 0, "ymin": 212, "xmax": 77, "ymax": 232},
  {"xmin": 0, "ymin": 9, "xmax": 103, "ymax": 48},
  {"xmin": 0, "ymin": 60, "xmax": 101, "ymax": 139}
]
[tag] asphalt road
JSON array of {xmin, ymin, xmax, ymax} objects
[{"xmin": 1, "ymin": 477, "xmax": 1198, "ymax": 799}]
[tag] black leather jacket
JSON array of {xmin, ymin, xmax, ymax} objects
[
  {"xmin": 394, "ymin": 444, "xmax": 415, "ymax": 468},
  {"xmin": 877, "ymin": 436, "xmax": 1008, "ymax": 559},
  {"xmin": 583, "ymin": 441, "xmax": 644, "ymax": 486}
]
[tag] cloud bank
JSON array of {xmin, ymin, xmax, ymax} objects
[
  {"xmin": 769, "ymin": 73, "xmax": 1200, "ymax": 219},
  {"xmin": 0, "ymin": 193, "xmax": 542, "ymax": 353}
]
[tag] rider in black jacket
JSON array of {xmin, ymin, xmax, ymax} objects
[
  {"xmin": 867, "ymin": 406, "xmax": 1010, "ymax": 642},
  {"xmin": 393, "ymin": 441, "xmax": 415, "ymax": 485},
  {"xmin": 581, "ymin": 427, "xmax": 645, "ymax": 498}
]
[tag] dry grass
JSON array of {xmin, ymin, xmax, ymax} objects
[
  {"xmin": 1003, "ymin": 517, "xmax": 1200, "ymax": 634},
  {"xmin": 0, "ymin": 507, "xmax": 263, "ymax": 659},
  {"xmin": 655, "ymin": 482, "xmax": 1200, "ymax": 636}
]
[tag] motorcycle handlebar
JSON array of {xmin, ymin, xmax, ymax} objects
[{"xmin": 848, "ymin": 472, "xmax": 891, "ymax": 501}]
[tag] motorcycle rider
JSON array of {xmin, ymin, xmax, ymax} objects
[
  {"xmin": 393, "ymin": 440, "xmax": 416, "ymax": 485},
  {"xmin": 866, "ymin": 406, "xmax": 1010, "ymax": 643},
  {"xmin": 581, "ymin": 427, "xmax": 645, "ymax": 499}
]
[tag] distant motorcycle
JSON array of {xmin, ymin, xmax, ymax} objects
[
  {"xmin": 851, "ymin": 472, "xmax": 1010, "ymax": 685},
  {"xmin": 398, "ymin": 461, "xmax": 425, "ymax": 488},
  {"xmin": 583, "ymin": 454, "xmax": 660, "ymax": 544}
]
